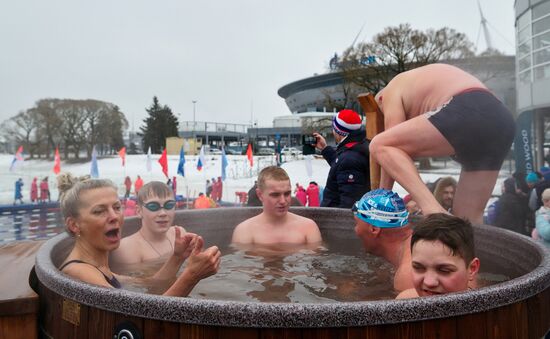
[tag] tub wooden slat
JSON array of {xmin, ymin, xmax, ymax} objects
[
  {"xmin": 259, "ymin": 327, "xmax": 301, "ymax": 339},
  {"xmin": 144, "ymin": 319, "xmax": 180, "ymax": 338},
  {"xmin": 87, "ymin": 304, "xmax": 116, "ymax": 339},
  {"xmin": 456, "ymin": 311, "xmax": 488, "ymax": 338},
  {"xmin": 0, "ymin": 313, "xmax": 37, "ymax": 339},
  {"xmin": 487, "ymin": 301, "xmax": 529, "ymax": 338},
  {"xmin": 180, "ymin": 323, "xmax": 220, "ymax": 339},
  {"xmin": 303, "ymin": 327, "xmax": 348, "ymax": 339},
  {"xmin": 526, "ymin": 286, "xmax": 550, "ymax": 336}
]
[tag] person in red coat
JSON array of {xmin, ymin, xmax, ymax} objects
[
  {"xmin": 124, "ymin": 176, "xmax": 132, "ymax": 198},
  {"xmin": 40, "ymin": 177, "xmax": 50, "ymax": 203},
  {"xmin": 306, "ymin": 181, "xmax": 320, "ymax": 207},
  {"xmin": 295, "ymin": 185, "xmax": 307, "ymax": 206},
  {"xmin": 31, "ymin": 177, "xmax": 38, "ymax": 203},
  {"xmin": 134, "ymin": 175, "xmax": 144, "ymax": 194},
  {"xmin": 215, "ymin": 176, "xmax": 223, "ymax": 202},
  {"xmin": 210, "ymin": 178, "xmax": 218, "ymax": 201}
]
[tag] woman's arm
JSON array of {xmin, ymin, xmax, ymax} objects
[
  {"xmin": 163, "ymin": 239, "xmax": 221, "ymax": 297},
  {"xmin": 152, "ymin": 228, "xmax": 197, "ymax": 281}
]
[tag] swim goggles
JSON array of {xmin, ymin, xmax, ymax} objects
[{"xmin": 143, "ymin": 200, "xmax": 177, "ymax": 212}]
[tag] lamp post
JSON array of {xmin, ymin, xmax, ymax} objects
[{"xmin": 192, "ymin": 100, "xmax": 197, "ymax": 154}]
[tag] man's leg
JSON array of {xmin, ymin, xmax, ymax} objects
[
  {"xmin": 453, "ymin": 170, "xmax": 499, "ymax": 225},
  {"xmin": 370, "ymin": 115, "xmax": 454, "ymax": 215}
]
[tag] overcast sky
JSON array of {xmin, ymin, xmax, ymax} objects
[{"xmin": 0, "ymin": 0, "xmax": 516, "ymax": 129}]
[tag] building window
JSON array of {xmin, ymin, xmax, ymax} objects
[
  {"xmin": 533, "ymin": 15, "xmax": 550, "ymax": 35},
  {"xmin": 518, "ymin": 9, "xmax": 532, "ymax": 30},
  {"xmin": 518, "ymin": 40, "xmax": 532, "ymax": 59},
  {"xmin": 534, "ymin": 63, "xmax": 550, "ymax": 80},
  {"xmin": 533, "ymin": 0, "xmax": 550, "ymax": 20},
  {"xmin": 519, "ymin": 70, "xmax": 532, "ymax": 84},
  {"xmin": 534, "ymin": 48, "xmax": 550, "ymax": 65},
  {"xmin": 518, "ymin": 25, "xmax": 532, "ymax": 44},
  {"xmin": 534, "ymin": 31, "xmax": 550, "ymax": 49},
  {"xmin": 519, "ymin": 55, "xmax": 532, "ymax": 71}
]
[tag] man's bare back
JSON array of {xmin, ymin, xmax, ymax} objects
[{"xmin": 376, "ymin": 63, "xmax": 487, "ymax": 120}]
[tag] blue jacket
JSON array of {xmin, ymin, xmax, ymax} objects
[{"xmin": 320, "ymin": 130, "xmax": 370, "ymax": 208}]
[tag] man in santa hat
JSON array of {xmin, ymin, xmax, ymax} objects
[{"xmin": 313, "ymin": 109, "xmax": 370, "ymax": 208}]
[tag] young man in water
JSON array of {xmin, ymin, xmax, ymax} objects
[
  {"xmin": 352, "ymin": 189, "xmax": 413, "ymax": 291},
  {"xmin": 111, "ymin": 181, "xmax": 197, "ymax": 265},
  {"xmin": 232, "ymin": 166, "xmax": 322, "ymax": 245},
  {"xmin": 397, "ymin": 213, "xmax": 480, "ymax": 298},
  {"xmin": 370, "ymin": 63, "xmax": 515, "ymax": 224}
]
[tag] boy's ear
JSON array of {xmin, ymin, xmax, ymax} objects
[
  {"xmin": 136, "ymin": 205, "xmax": 143, "ymax": 219},
  {"xmin": 468, "ymin": 257, "xmax": 481, "ymax": 280}
]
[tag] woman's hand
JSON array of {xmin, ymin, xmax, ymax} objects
[{"xmin": 185, "ymin": 236, "xmax": 221, "ymax": 282}]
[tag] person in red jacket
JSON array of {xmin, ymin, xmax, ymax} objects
[
  {"xmin": 216, "ymin": 176, "xmax": 223, "ymax": 202},
  {"xmin": 124, "ymin": 176, "xmax": 132, "ymax": 199},
  {"xmin": 210, "ymin": 178, "xmax": 218, "ymax": 201},
  {"xmin": 31, "ymin": 177, "xmax": 38, "ymax": 203},
  {"xmin": 306, "ymin": 181, "xmax": 320, "ymax": 207},
  {"xmin": 134, "ymin": 175, "xmax": 144, "ymax": 194},
  {"xmin": 194, "ymin": 193, "xmax": 211, "ymax": 209},
  {"xmin": 295, "ymin": 185, "xmax": 307, "ymax": 206}
]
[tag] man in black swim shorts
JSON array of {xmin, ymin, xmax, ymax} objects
[{"xmin": 369, "ymin": 63, "xmax": 515, "ymax": 224}]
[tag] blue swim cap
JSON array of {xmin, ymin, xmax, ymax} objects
[
  {"xmin": 526, "ymin": 172, "xmax": 539, "ymax": 184},
  {"xmin": 352, "ymin": 189, "xmax": 409, "ymax": 228}
]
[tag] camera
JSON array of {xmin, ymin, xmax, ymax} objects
[
  {"xmin": 302, "ymin": 134, "xmax": 317, "ymax": 155},
  {"xmin": 302, "ymin": 135, "xmax": 317, "ymax": 145}
]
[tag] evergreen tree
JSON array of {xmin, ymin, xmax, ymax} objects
[{"xmin": 139, "ymin": 96, "xmax": 179, "ymax": 153}]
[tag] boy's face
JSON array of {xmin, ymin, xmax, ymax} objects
[
  {"xmin": 137, "ymin": 194, "xmax": 176, "ymax": 234},
  {"xmin": 411, "ymin": 240, "xmax": 479, "ymax": 297}
]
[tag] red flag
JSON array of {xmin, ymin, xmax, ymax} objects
[
  {"xmin": 246, "ymin": 144, "xmax": 253, "ymax": 167},
  {"xmin": 158, "ymin": 148, "xmax": 168, "ymax": 177},
  {"xmin": 53, "ymin": 147, "xmax": 61, "ymax": 174},
  {"xmin": 118, "ymin": 147, "xmax": 126, "ymax": 166}
]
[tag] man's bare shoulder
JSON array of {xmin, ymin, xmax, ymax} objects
[
  {"xmin": 232, "ymin": 214, "xmax": 262, "ymax": 243},
  {"xmin": 288, "ymin": 212, "xmax": 322, "ymax": 242},
  {"xmin": 288, "ymin": 212, "xmax": 318, "ymax": 227}
]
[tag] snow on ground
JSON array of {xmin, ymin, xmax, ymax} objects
[{"xmin": 0, "ymin": 153, "xmax": 513, "ymax": 206}]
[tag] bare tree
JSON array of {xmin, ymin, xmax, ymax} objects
[
  {"xmin": 33, "ymin": 99, "xmax": 63, "ymax": 159},
  {"xmin": 340, "ymin": 24, "xmax": 475, "ymax": 94},
  {"xmin": 1, "ymin": 110, "xmax": 40, "ymax": 158}
]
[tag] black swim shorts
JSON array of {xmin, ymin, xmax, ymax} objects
[{"xmin": 426, "ymin": 89, "xmax": 516, "ymax": 171}]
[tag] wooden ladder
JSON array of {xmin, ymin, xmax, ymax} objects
[{"xmin": 357, "ymin": 93, "xmax": 384, "ymax": 190}]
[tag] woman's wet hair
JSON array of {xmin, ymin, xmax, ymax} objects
[
  {"xmin": 57, "ymin": 173, "xmax": 117, "ymax": 223},
  {"xmin": 137, "ymin": 181, "xmax": 174, "ymax": 205}
]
